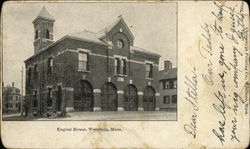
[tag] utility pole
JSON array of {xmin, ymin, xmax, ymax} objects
[{"xmin": 21, "ymin": 67, "xmax": 23, "ymax": 116}]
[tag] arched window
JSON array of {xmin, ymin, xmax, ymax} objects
[
  {"xmin": 35, "ymin": 30, "xmax": 38, "ymax": 39},
  {"xmin": 46, "ymin": 29, "xmax": 50, "ymax": 39},
  {"xmin": 117, "ymin": 39, "xmax": 124, "ymax": 49}
]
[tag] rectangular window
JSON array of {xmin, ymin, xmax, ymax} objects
[
  {"xmin": 121, "ymin": 59, "xmax": 126, "ymax": 75},
  {"xmin": 163, "ymin": 95, "xmax": 170, "ymax": 104},
  {"xmin": 35, "ymin": 30, "xmax": 38, "ymax": 39},
  {"xmin": 172, "ymin": 95, "xmax": 177, "ymax": 104},
  {"xmin": 34, "ymin": 64, "xmax": 38, "ymax": 79},
  {"xmin": 115, "ymin": 58, "xmax": 121, "ymax": 74},
  {"xmin": 114, "ymin": 57, "xmax": 127, "ymax": 75},
  {"xmin": 146, "ymin": 63, "xmax": 153, "ymax": 78},
  {"xmin": 47, "ymin": 58, "xmax": 53, "ymax": 74},
  {"xmin": 79, "ymin": 52, "xmax": 89, "ymax": 71},
  {"xmin": 174, "ymin": 80, "xmax": 177, "ymax": 89},
  {"xmin": 169, "ymin": 80, "xmax": 174, "ymax": 89},
  {"xmin": 33, "ymin": 91, "xmax": 38, "ymax": 107},
  {"xmin": 47, "ymin": 88, "xmax": 52, "ymax": 107},
  {"xmin": 27, "ymin": 68, "xmax": 32, "ymax": 84},
  {"xmin": 114, "ymin": 58, "xmax": 118, "ymax": 74},
  {"xmin": 164, "ymin": 81, "xmax": 170, "ymax": 89}
]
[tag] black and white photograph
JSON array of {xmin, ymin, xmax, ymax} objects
[
  {"xmin": 1, "ymin": 1, "xmax": 249, "ymax": 149},
  {"xmin": 2, "ymin": 2, "xmax": 177, "ymax": 121}
]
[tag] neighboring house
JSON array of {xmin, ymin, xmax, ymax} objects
[
  {"xmin": 25, "ymin": 7, "xmax": 161, "ymax": 116},
  {"xmin": 158, "ymin": 60, "xmax": 177, "ymax": 110},
  {"xmin": 2, "ymin": 83, "xmax": 21, "ymax": 113}
]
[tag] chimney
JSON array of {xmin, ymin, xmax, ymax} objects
[
  {"xmin": 12, "ymin": 82, "xmax": 14, "ymax": 87},
  {"xmin": 164, "ymin": 60, "xmax": 172, "ymax": 71}
]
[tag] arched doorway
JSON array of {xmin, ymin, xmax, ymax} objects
[
  {"xmin": 124, "ymin": 84, "xmax": 138, "ymax": 111},
  {"xmin": 101, "ymin": 82, "xmax": 117, "ymax": 111},
  {"xmin": 74, "ymin": 80, "xmax": 94, "ymax": 111},
  {"xmin": 143, "ymin": 86, "xmax": 155, "ymax": 111}
]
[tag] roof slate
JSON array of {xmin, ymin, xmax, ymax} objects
[
  {"xmin": 68, "ymin": 30, "xmax": 106, "ymax": 45},
  {"xmin": 131, "ymin": 46, "xmax": 161, "ymax": 57}
]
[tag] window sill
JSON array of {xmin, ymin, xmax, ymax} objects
[
  {"xmin": 44, "ymin": 38, "xmax": 53, "ymax": 42},
  {"xmin": 146, "ymin": 77, "xmax": 154, "ymax": 80},
  {"xmin": 115, "ymin": 74, "xmax": 127, "ymax": 77},
  {"xmin": 78, "ymin": 69, "xmax": 91, "ymax": 73}
]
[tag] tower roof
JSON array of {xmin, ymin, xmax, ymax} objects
[{"xmin": 33, "ymin": 6, "xmax": 55, "ymax": 23}]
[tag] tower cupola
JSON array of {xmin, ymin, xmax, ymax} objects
[{"xmin": 33, "ymin": 6, "xmax": 55, "ymax": 54}]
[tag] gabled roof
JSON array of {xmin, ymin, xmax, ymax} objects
[
  {"xmin": 96, "ymin": 16, "xmax": 135, "ymax": 39},
  {"xmin": 159, "ymin": 68, "xmax": 177, "ymax": 80},
  {"xmin": 33, "ymin": 6, "xmax": 55, "ymax": 23}
]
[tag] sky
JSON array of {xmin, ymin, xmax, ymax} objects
[{"xmin": 2, "ymin": 2, "xmax": 177, "ymax": 91}]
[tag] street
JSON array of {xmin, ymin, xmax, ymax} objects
[{"xmin": 3, "ymin": 111, "xmax": 176, "ymax": 121}]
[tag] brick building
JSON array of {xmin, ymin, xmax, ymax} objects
[
  {"xmin": 2, "ymin": 83, "xmax": 21, "ymax": 113},
  {"xmin": 158, "ymin": 60, "xmax": 177, "ymax": 110},
  {"xmin": 25, "ymin": 7, "xmax": 161, "ymax": 116}
]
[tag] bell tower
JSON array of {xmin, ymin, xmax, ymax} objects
[{"xmin": 33, "ymin": 6, "xmax": 55, "ymax": 54}]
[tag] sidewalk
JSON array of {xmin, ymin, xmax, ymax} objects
[
  {"xmin": 2, "ymin": 113, "xmax": 22, "ymax": 118},
  {"xmin": 38, "ymin": 111, "xmax": 177, "ymax": 121}
]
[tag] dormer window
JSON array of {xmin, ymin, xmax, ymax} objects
[
  {"xmin": 35, "ymin": 30, "xmax": 38, "ymax": 39},
  {"xmin": 46, "ymin": 29, "xmax": 50, "ymax": 39},
  {"xmin": 117, "ymin": 39, "xmax": 124, "ymax": 49}
]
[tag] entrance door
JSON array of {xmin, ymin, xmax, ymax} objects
[
  {"xmin": 101, "ymin": 83, "xmax": 117, "ymax": 111},
  {"xmin": 143, "ymin": 86, "xmax": 155, "ymax": 111},
  {"xmin": 124, "ymin": 85, "xmax": 138, "ymax": 111},
  {"xmin": 57, "ymin": 86, "xmax": 62, "ymax": 111},
  {"xmin": 74, "ymin": 81, "xmax": 93, "ymax": 111}
]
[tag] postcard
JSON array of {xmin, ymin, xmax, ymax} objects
[{"xmin": 1, "ymin": 1, "xmax": 249, "ymax": 148}]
